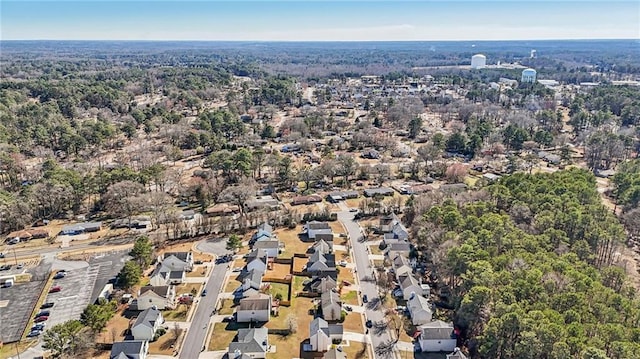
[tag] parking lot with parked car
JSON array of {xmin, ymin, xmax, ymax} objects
[{"xmin": 0, "ymin": 279, "xmax": 47, "ymax": 342}]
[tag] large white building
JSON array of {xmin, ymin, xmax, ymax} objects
[
  {"xmin": 470, "ymin": 54, "xmax": 486, "ymax": 69},
  {"xmin": 521, "ymin": 68, "xmax": 537, "ymax": 83}
]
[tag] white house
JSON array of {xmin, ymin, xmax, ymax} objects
[
  {"xmin": 149, "ymin": 266, "xmax": 185, "ymax": 286},
  {"xmin": 418, "ymin": 320, "xmax": 457, "ymax": 353},
  {"xmin": 134, "ymin": 286, "xmax": 175, "ymax": 310},
  {"xmin": 238, "ymin": 269, "xmax": 264, "ymax": 298},
  {"xmin": 237, "ymin": 294, "xmax": 271, "ymax": 323},
  {"xmin": 131, "ymin": 307, "xmax": 164, "ymax": 341},
  {"xmin": 246, "ymin": 249, "xmax": 269, "ymax": 273},
  {"xmin": 158, "ymin": 252, "xmax": 193, "ymax": 272},
  {"xmin": 398, "ymin": 274, "xmax": 424, "ymax": 301},
  {"xmin": 447, "ymin": 348, "xmax": 468, "ymax": 359},
  {"xmin": 407, "ymin": 292, "xmax": 433, "ymax": 325},
  {"xmin": 228, "ymin": 328, "xmax": 269, "ymax": 359},
  {"xmin": 110, "ymin": 340, "xmax": 148, "ymax": 359},
  {"xmin": 321, "ymin": 290, "xmax": 342, "ymax": 321},
  {"xmin": 309, "ymin": 317, "xmax": 343, "ymax": 352}
]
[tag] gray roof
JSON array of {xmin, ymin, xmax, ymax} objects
[
  {"xmin": 407, "ymin": 293, "xmax": 431, "ymax": 313},
  {"xmin": 387, "ymin": 242, "xmax": 411, "ymax": 253},
  {"xmin": 254, "ymin": 240, "xmax": 279, "ymax": 249},
  {"xmin": 228, "ymin": 328, "xmax": 268, "ymax": 355},
  {"xmin": 313, "ymin": 239, "xmax": 332, "ymax": 254},
  {"xmin": 242, "ymin": 269, "xmax": 264, "ymax": 290},
  {"xmin": 364, "ymin": 187, "xmax": 394, "ymax": 196},
  {"xmin": 62, "ymin": 221, "xmax": 102, "ymax": 232},
  {"xmin": 306, "ymin": 221, "xmax": 331, "ymax": 230},
  {"xmin": 310, "ymin": 317, "xmax": 343, "ymax": 337},
  {"xmin": 110, "ymin": 340, "xmax": 146, "ymax": 359},
  {"xmin": 163, "ymin": 252, "xmax": 191, "ymax": 262},
  {"xmin": 447, "ymin": 348, "xmax": 468, "ymax": 359},
  {"xmin": 420, "ymin": 320, "xmax": 455, "ymax": 340},
  {"xmin": 139, "ymin": 286, "xmax": 170, "ymax": 298},
  {"xmin": 133, "ymin": 307, "xmax": 161, "ymax": 329},
  {"xmin": 169, "ymin": 271, "xmax": 184, "ymax": 279},
  {"xmin": 239, "ymin": 294, "xmax": 271, "ymax": 311},
  {"xmin": 257, "ymin": 222, "xmax": 273, "ymax": 234},
  {"xmin": 309, "ymin": 276, "xmax": 337, "ymax": 293},
  {"xmin": 400, "ymin": 274, "xmax": 421, "ymax": 291},
  {"xmin": 247, "ymin": 248, "xmax": 268, "ymax": 263}
]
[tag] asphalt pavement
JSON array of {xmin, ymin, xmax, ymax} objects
[
  {"xmin": 338, "ymin": 208, "xmax": 399, "ymax": 359},
  {"xmin": 179, "ymin": 238, "xmax": 230, "ymax": 359}
]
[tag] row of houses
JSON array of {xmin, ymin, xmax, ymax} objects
[
  {"xmin": 110, "ymin": 307, "xmax": 165, "ymax": 358},
  {"xmin": 380, "ymin": 214, "xmax": 459, "ymax": 353}
]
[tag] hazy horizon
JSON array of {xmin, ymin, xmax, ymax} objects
[{"xmin": 2, "ymin": 1, "xmax": 639, "ymax": 41}]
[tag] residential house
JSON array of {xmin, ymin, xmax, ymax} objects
[
  {"xmin": 309, "ymin": 317, "xmax": 343, "ymax": 352},
  {"xmin": 246, "ymin": 249, "xmax": 269, "ymax": 273},
  {"xmin": 306, "ymin": 250, "xmax": 336, "ymax": 273},
  {"xmin": 361, "ymin": 149, "xmax": 380, "ymax": 159},
  {"xmin": 149, "ymin": 266, "xmax": 185, "ymax": 287},
  {"xmin": 110, "ymin": 340, "xmax": 149, "ymax": 359},
  {"xmin": 250, "ymin": 222, "xmax": 273, "ymax": 244},
  {"xmin": 323, "ymin": 349, "xmax": 347, "ymax": 359},
  {"xmin": 321, "ymin": 290, "xmax": 342, "ymax": 321},
  {"xmin": 307, "ymin": 276, "xmax": 337, "ymax": 294},
  {"xmin": 447, "ymin": 348, "xmax": 468, "ymax": 359},
  {"xmin": 253, "ymin": 240, "xmax": 279, "ymax": 258},
  {"xmin": 407, "ymin": 292, "xmax": 433, "ymax": 325},
  {"xmin": 383, "ymin": 215, "xmax": 409, "ymax": 245},
  {"xmin": 291, "ymin": 195, "xmax": 323, "ymax": 206},
  {"xmin": 418, "ymin": 320, "xmax": 457, "ymax": 352},
  {"xmin": 131, "ymin": 307, "xmax": 164, "ymax": 341},
  {"xmin": 237, "ymin": 294, "xmax": 272, "ymax": 323},
  {"xmin": 159, "ymin": 252, "xmax": 194, "ymax": 271},
  {"xmin": 385, "ymin": 242, "xmax": 411, "ymax": 258},
  {"xmin": 303, "ymin": 221, "xmax": 333, "ymax": 241},
  {"xmin": 245, "ymin": 196, "xmax": 281, "ymax": 212},
  {"xmin": 326, "ymin": 191, "xmax": 359, "ymax": 203},
  {"xmin": 60, "ymin": 222, "xmax": 102, "ymax": 235},
  {"xmin": 237, "ymin": 269, "xmax": 264, "ymax": 298},
  {"xmin": 398, "ymin": 274, "xmax": 425, "ymax": 301},
  {"xmin": 310, "ymin": 239, "xmax": 333, "ymax": 254},
  {"xmin": 391, "ymin": 254, "xmax": 413, "ymax": 280},
  {"xmin": 205, "ymin": 203, "xmax": 240, "ymax": 217},
  {"xmin": 133, "ymin": 286, "xmax": 176, "ymax": 310},
  {"xmin": 363, "ymin": 187, "xmax": 394, "ymax": 197},
  {"xmin": 228, "ymin": 327, "xmax": 269, "ymax": 359},
  {"xmin": 379, "ymin": 215, "xmax": 394, "ymax": 233}
]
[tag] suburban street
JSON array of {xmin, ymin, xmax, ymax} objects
[
  {"xmin": 179, "ymin": 238, "xmax": 230, "ymax": 359},
  {"xmin": 338, "ymin": 208, "xmax": 399, "ymax": 359}
]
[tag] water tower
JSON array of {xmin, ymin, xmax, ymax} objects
[
  {"xmin": 470, "ymin": 54, "xmax": 487, "ymax": 69},
  {"xmin": 521, "ymin": 68, "xmax": 537, "ymax": 83}
]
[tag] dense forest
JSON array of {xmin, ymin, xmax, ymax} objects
[{"xmin": 408, "ymin": 169, "xmax": 640, "ymax": 359}]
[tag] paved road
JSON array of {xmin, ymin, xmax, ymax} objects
[
  {"xmin": 338, "ymin": 209, "xmax": 399, "ymax": 359},
  {"xmin": 179, "ymin": 238, "xmax": 230, "ymax": 359}
]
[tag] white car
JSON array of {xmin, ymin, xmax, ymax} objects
[{"xmin": 339, "ymin": 260, "xmax": 348, "ymax": 267}]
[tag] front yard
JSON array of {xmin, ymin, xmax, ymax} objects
[
  {"xmin": 162, "ymin": 304, "xmax": 189, "ymax": 321},
  {"xmin": 208, "ymin": 323, "xmax": 238, "ymax": 351},
  {"xmin": 186, "ymin": 265, "xmax": 208, "ymax": 277},
  {"xmin": 340, "ymin": 290, "xmax": 359, "ymax": 306},
  {"xmin": 342, "ymin": 341, "xmax": 370, "ymax": 359},
  {"xmin": 343, "ymin": 312, "xmax": 364, "ymax": 333},
  {"xmin": 175, "ymin": 283, "xmax": 203, "ymax": 296},
  {"xmin": 148, "ymin": 328, "xmax": 182, "ymax": 355}
]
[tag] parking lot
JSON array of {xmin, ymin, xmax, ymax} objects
[
  {"xmin": 0, "ymin": 279, "xmax": 47, "ymax": 342},
  {"xmin": 44, "ymin": 265, "xmax": 100, "ymax": 327},
  {"xmin": 88, "ymin": 251, "xmax": 129, "ymax": 303}
]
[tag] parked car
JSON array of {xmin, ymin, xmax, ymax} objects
[
  {"xmin": 194, "ymin": 260, "xmax": 204, "ymax": 265},
  {"xmin": 201, "ymin": 289, "xmax": 207, "ymax": 296},
  {"xmin": 365, "ymin": 320, "xmax": 373, "ymax": 328},
  {"xmin": 16, "ymin": 263, "xmax": 24, "ymax": 270},
  {"xmin": 232, "ymin": 267, "xmax": 242, "ymax": 272},
  {"xmin": 27, "ymin": 330, "xmax": 42, "ymax": 337},
  {"xmin": 49, "ymin": 286, "xmax": 61, "ymax": 293},
  {"xmin": 362, "ymin": 294, "xmax": 368, "ymax": 303},
  {"xmin": 32, "ymin": 323, "xmax": 46, "ymax": 331},
  {"xmin": 34, "ymin": 316, "xmax": 49, "ymax": 323},
  {"xmin": 341, "ymin": 280, "xmax": 352, "ymax": 286},
  {"xmin": 338, "ymin": 260, "xmax": 348, "ymax": 267},
  {"xmin": 349, "ymin": 208, "xmax": 358, "ymax": 212},
  {"xmin": 0, "ymin": 265, "xmax": 10, "ymax": 271},
  {"xmin": 344, "ymin": 305, "xmax": 353, "ymax": 311},
  {"xmin": 0, "ymin": 252, "xmax": 4, "ymax": 258},
  {"xmin": 223, "ymin": 315, "xmax": 235, "ymax": 322},
  {"xmin": 53, "ymin": 272, "xmax": 67, "ymax": 279},
  {"xmin": 35, "ymin": 311, "xmax": 51, "ymax": 318}
]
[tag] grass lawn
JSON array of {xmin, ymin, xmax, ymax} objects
[
  {"xmin": 97, "ymin": 310, "xmax": 130, "ymax": 343},
  {"xmin": 186, "ymin": 265, "xmax": 208, "ymax": 277},
  {"xmin": 341, "ymin": 290, "xmax": 359, "ymax": 306},
  {"xmin": 149, "ymin": 329, "xmax": 182, "ymax": 355},
  {"xmin": 175, "ymin": 283, "xmax": 203, "ymax": 296},
  {"xmin": 343, "ymin": 312, "xmax": 364, "ymax": 333},
  {"xmin": 208, "ymin": 323, "xmax": 237, "ymax": 351},
  {"xmin": 218, "ymin": 298, "xmax": 237, "ymax": 315},
  {"xmin": 464, "ymin": 175, "xmax": 480, "ymax": 187},
  {"xmin": 372, "ymin": 259, "xmax": 384, "ymax": 268},
  {"xmin": 268, "ymin": 263, "xmax": 291, "ymax": 280},
  {"xmin": 369, "ymin": 245, "xmax": 383, "ymax": 256},
  {"xmin": 345, "ymin": 198, "xmax": 363, "ymax": 208},
  {"xmin": 162, "ymin": 304, "xmax": 189, "ymax": 321},
  {"xmin": 224, "ymin": 274, "xmax": 241, "ymax": 293},
  {"xmin": 0, "ymin": 339, "xmax": 37, "ymax": 359},
  {"xmin": 266, "ymin": 296, "xmax": 314, "ymax": 330},
  {"xmin": 276, "ymin": 226, "xmax": 309, "ymax": 258},
  {"xmin": 335, "ymin": 250, "xmax": 351, "ymax": 261},
  {"xmin": 342, "ymin": 341, "xmax": 371, "ymax": 359},
  {"xmin": 338, "ymin": 266, "xmax": 355, "ymax": 284},
  {"xmin": 267, "ymin": 282, "xmax": 290, "ymax": 301},
  {"xmin": 329, "ymin": 221, "xmax": 346, "ymax": 235}
]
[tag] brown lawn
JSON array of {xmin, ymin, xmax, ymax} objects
[
  {"xmin": 292, "ymin": 256, "xmax": 307, "ymax": 273},
  {"xmin": 149, "ymin": 329, "xmax": 182, "ymax": 355},
  {"xmin": 338, "ymin": 267, "xmax": 355, "ymax": 284},
  {"xmin": 340, "ymin": 290, "xmax": 359, "ymax": 306},
  {"xmin": 98, "ymin": 310, "xmax": 131, "ymax": 343},
  {"xmin": 224, "ymin": 274, "xmax": 241, "ymax": 293},
  {"xmin": 186, "ymin": 265, "xmax": 208, "ymax": 277},
  {"xmin": 329, "ymin": 221, "xmax": 346, "ymax": 235},
  {"xmin": 342, "ymin": 341, "xmax": 371, "ymax": 359},
  {"xmin": 267, "ymin": 263, "xmax": 292, "ymax": 280},
  {"xmin": 343, "ymin": 312, "xmax": 364, "ymax": 333},
  {"xmin": 175, "ymin": 283, "xmax": 202, "ymax": 296},
  {"xmin": 344, "ymin": 198, "xmax": 363, "ymax": 208},
  {"xmin": 335, "ymin": 250, "xmax": 351, "ymax": 262},
  {"xmin": 162, "ymin": 304, "xmax": 189, "ymax": 321},
  {"xmin": 276, "ymin": 226, "xmax": 309, "ymax": 258},
  {"xmin": 369, "ymin": 245, "xmax": 383, "ymax": 256},
  {"xmin": 208, "ymin": 323, "xmax": 237, "ymax": 351},
  {"xmin": 217, "ymin": 298, "xmax": 237, "ymax": 315}
]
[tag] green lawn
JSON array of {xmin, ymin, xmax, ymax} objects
[
  {"xmin": 341, "ymin": 290, "xmax": 359, "ymax": 306},
  {"xmin": 162, "ymin": 304, "xmax": 189, "ymax": 321},
  {"xmin": 267, "ymin": 282, "xmax": 290, "ymax": 301}
]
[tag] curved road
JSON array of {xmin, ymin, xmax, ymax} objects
[{"xmin": 179, "ymin": 237, "xmax": 231, "ymax": 359}]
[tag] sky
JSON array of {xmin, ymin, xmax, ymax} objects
[{"xmin": 1, "ymin": 0, "xmax": 639, "ymax": 41}]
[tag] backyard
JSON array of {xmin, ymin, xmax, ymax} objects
[
  {"xmin": 266, "ymin": 282, "xmax": 290, "ymax": 301},
  {"xmin": 276, "ymin": 225, "xmax": 310, "ymax": 258},
  {"xmin": 148, "ymin": 327, "xmax": 182, "ymax": 355}
]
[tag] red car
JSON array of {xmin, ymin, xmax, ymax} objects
[
  {"xmin": 49, "ymin": 286, "xmax": 61, "ymax": 293},
  {"xmin": 34, "ymin": 316, "xmax": 49, "ymax": 323}
]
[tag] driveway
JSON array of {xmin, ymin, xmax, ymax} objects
[
  {"xmin": 179, "ymin": 237, "xmax": 230, "ymax": 359},
  {"xmin": 338, "ymin": 209, "xmax": 399, "ymax": 359}
]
